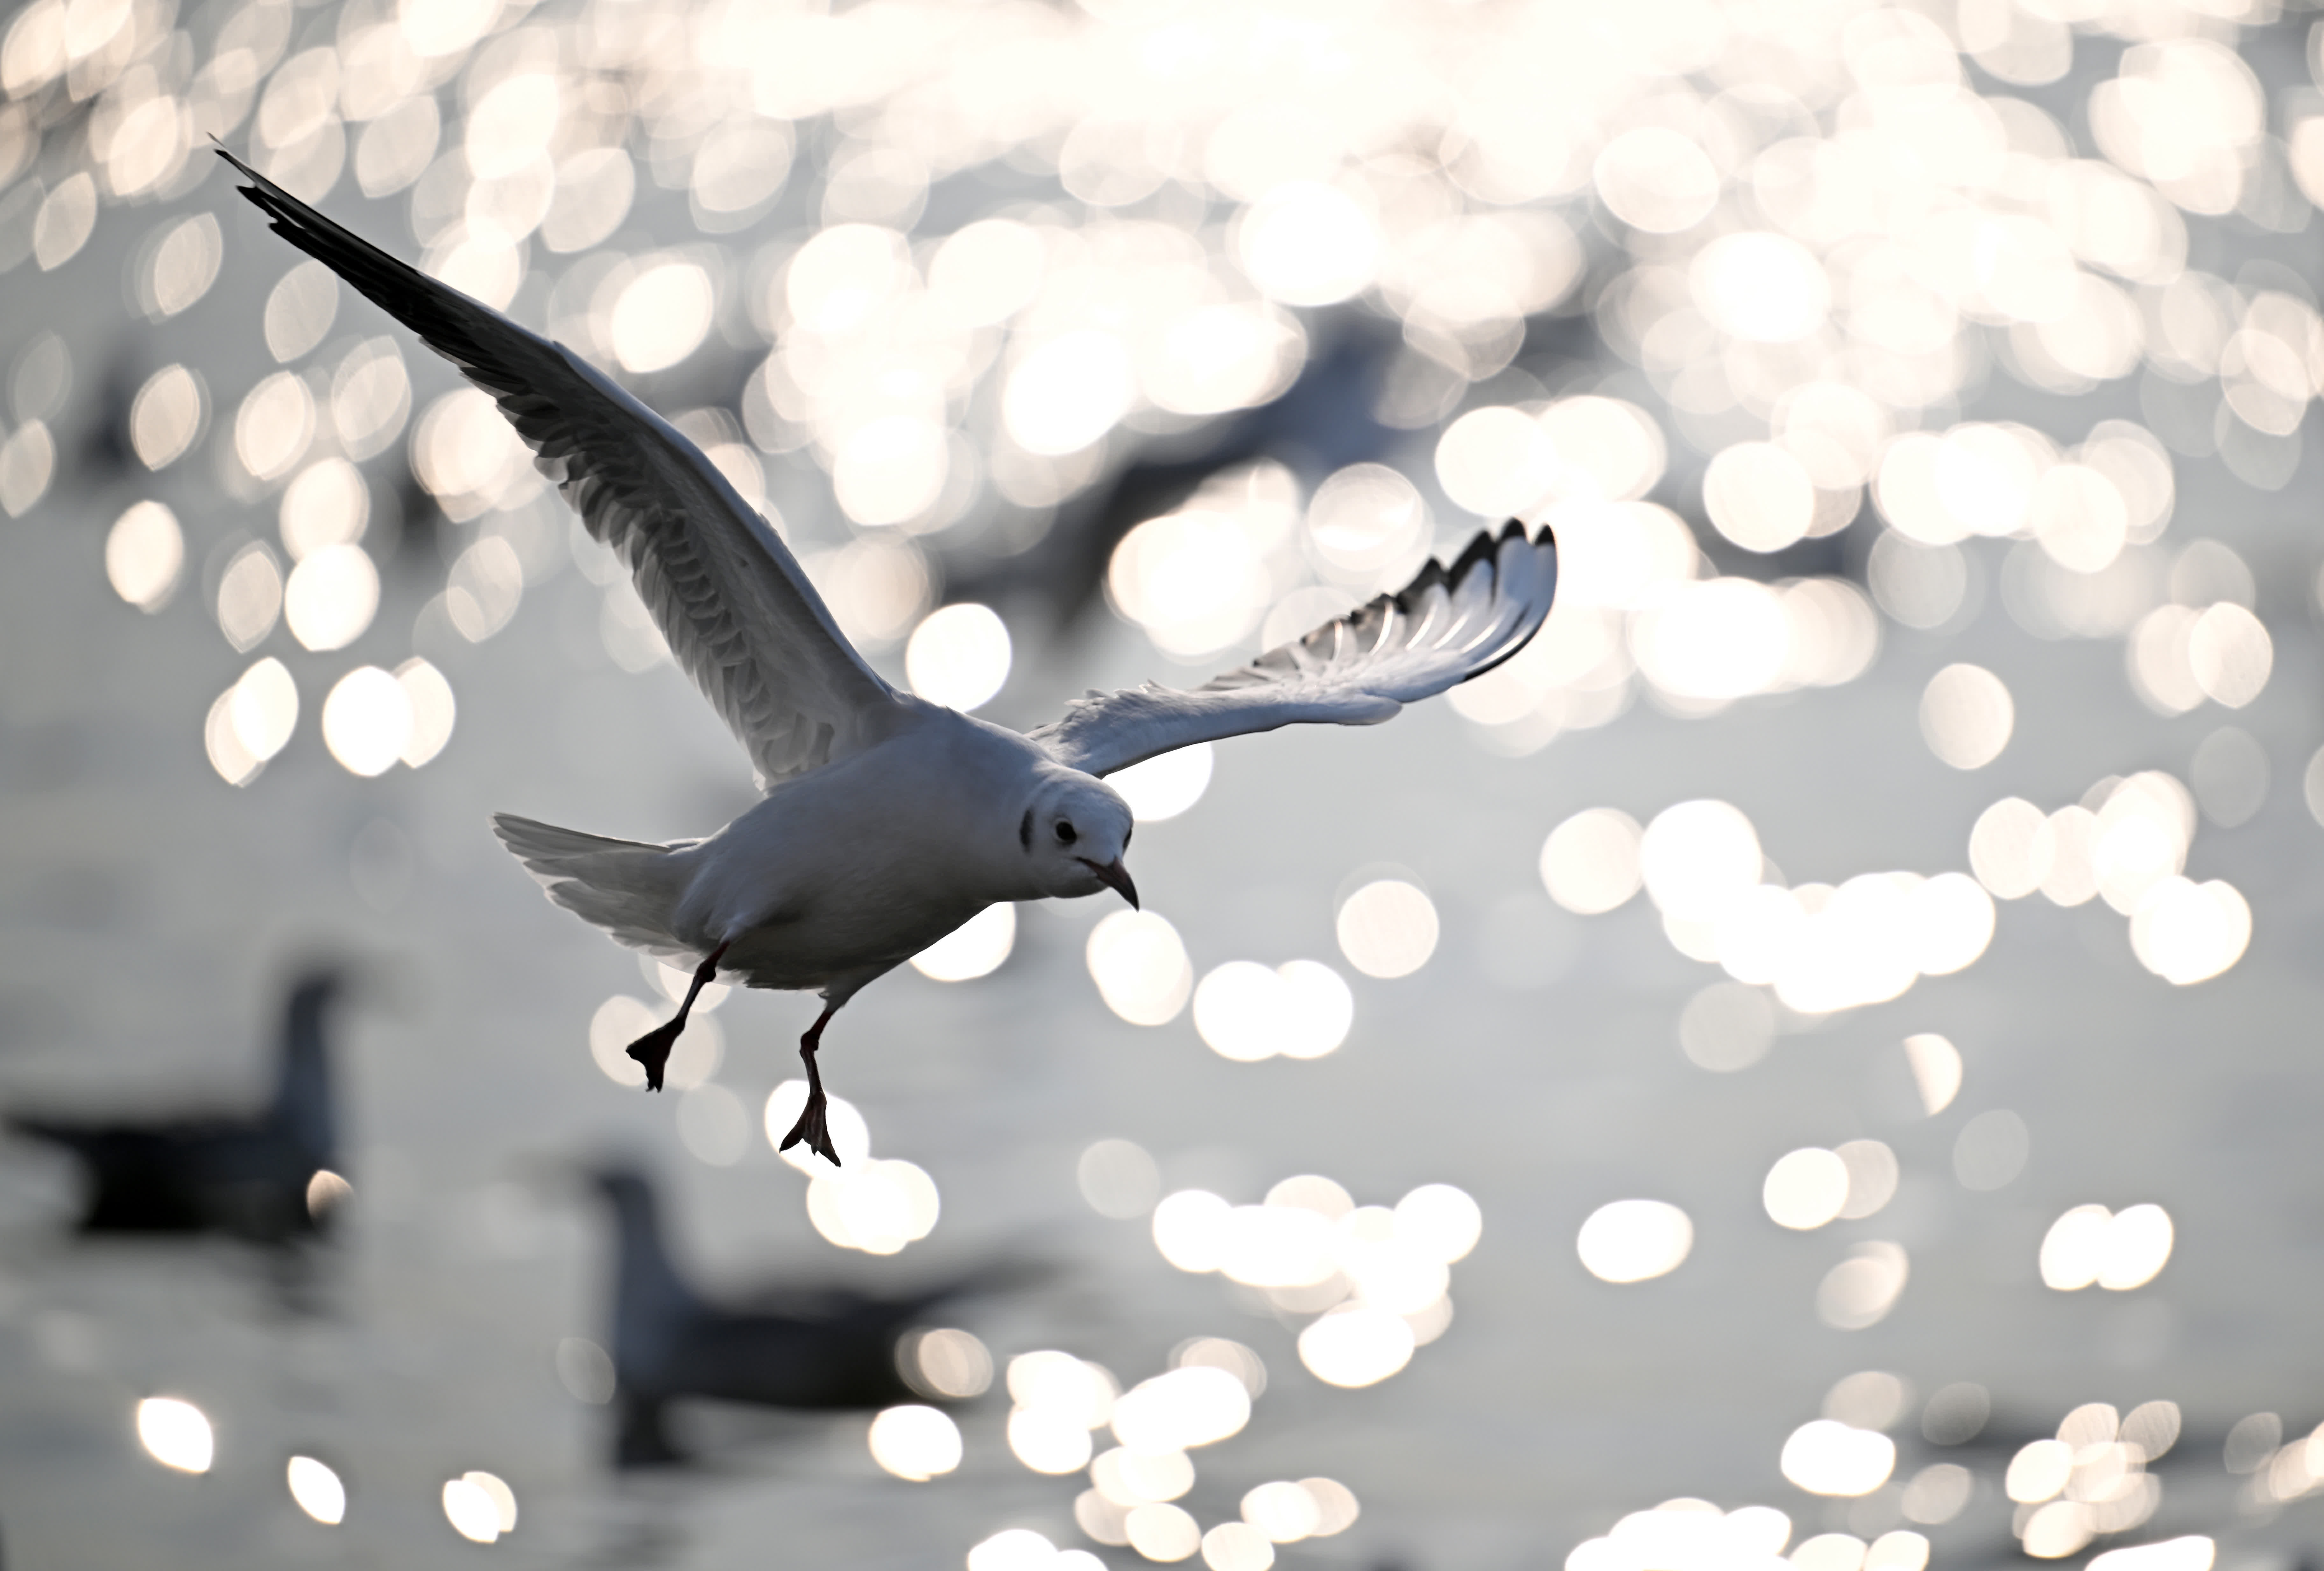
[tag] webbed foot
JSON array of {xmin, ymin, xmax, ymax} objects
[
  {"xmin": 778, "ymin": 999, "xmax": 843, "ymax": 1164},
  {"xmin": 625, "ymin": 1019, "xmax": 683, "ymax": 1092},
  {"xmin": 776, "ymin": 1088, "xmax": 837, "ymax": 1166},
  {"xmin": 624, "ymin": 944, "xmax": 730, "ymax": 1093}
]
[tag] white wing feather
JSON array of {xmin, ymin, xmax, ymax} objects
[
  {"xmin": 221, "ymin": 149, "xmax": 902, "ymax": 788},
  {"xmin": 1029, "ymin": 520, "xmax": 1557, "ymax": 777}
]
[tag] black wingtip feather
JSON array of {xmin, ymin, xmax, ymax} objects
[
  {"xmin": 213, "ymin": 144, "xmax": 515, "ymax": 383},
  {"xmin": 1394, "ymin": 556, "xmax": 1447, "ymax": 612},
  {"xmin": 218, "ymin": 146, "xmax": 312, "ymax": 239},
  {"xmin": 1387, "ymin": 518, "xmax": 1553, "ymax": 616},
  {"xmin": 1445, "ymin": 526, "xmax": 1501, "ymax": 586}
]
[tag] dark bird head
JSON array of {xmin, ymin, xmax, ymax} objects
[
  {"xmin": 78, "ymin": 353, "xmax": 140, "ymax": 478},
  {"xmin": 585, "ymin": 1162, "xmax": 655, "ymax": 1215},
  {"xmin": 284, "ymin": 968, "xmax": 347, "ymax": 1024},
  {"xmin": 578, "ymin": 1159, "xmax": 695, "ymax": 1313},
  {"xmin": 270, "ymin": 966, "xmax": 347, "ymax": 1168}
]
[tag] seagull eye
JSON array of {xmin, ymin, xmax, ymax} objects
[{"xmin": 1055, "ymin": 821, "xmax": 1077, "ymax": 845}]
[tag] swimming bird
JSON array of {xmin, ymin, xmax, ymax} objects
[
  {"xmin": 584, "ymin": 1163, "xmax": 1010, "ymax": 1466},
  {"xmin": 7, "ymin": 969, "xmax": 343, "ymax": 1243},
  {"xmin": 218, "ymin": 150, "xmax": 1559, "ymax": 1163},
  {"xmin": 940, "ymin": 321, "xmax": 1408, "ymax": 634}
]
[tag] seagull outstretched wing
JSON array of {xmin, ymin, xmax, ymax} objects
[
  {"xmin": 219, "ymin": 151, "xmax": 900, "ymax": 787},
  {"xmin": 1028, "ymin": 519, "xmax": 1558, "ymax": 777}
]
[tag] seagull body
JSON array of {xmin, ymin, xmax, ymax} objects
[
  {"xmin": 500, "ymin": 703, "xmax": 1124, "ymax": 996},
  {"xmin": 220, "ymin": 151, "xmax": 1559, "ymax": 1160}
]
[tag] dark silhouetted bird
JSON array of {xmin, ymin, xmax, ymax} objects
[
  {"xmin": 8, "ymin": 970, "xmax": 344, "ymax": 1244},
  {"xmin": 941, "ymin": 308, "xmax": 1607, "ymax": 637},
  {"xmin": 943, "ymin": 320, "xmax": 1410, "ymax": 635},
  {"xmin": 585, "ymin": 1164, "xmax": 1013, "ymax": 1466}
]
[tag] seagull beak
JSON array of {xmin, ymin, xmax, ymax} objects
[{"xmin": 1081, "ymin": 857, "xmax": 1140, "ymax": 910}]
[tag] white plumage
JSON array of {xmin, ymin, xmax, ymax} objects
[{"xmin": 221, "ymin": 149, "xmax": 1560, "ymax": 1162}]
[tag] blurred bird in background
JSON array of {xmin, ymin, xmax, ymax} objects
[
  {"xmin": 7, "ymin": 969, "xmax": 346, "ymax": 1244},
  {"xmin": 941, "ymin": 321, "xmax": 1408, "ymax": 634},
  {"xmin": 583, "ymin": 1162, "xmax": 1011, "ymax": 1468}
]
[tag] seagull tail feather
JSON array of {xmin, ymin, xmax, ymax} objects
[{"xmin": 491, "ymin": 814, "xmax": 693, "ymax": 959}]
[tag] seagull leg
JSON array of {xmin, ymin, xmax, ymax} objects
[
  {"xmin": 776, "ymin": 1001, "xmax": 842, "ymax": 1166},
  {"xmin": 624, "ymin": 943, "xmax": 729, "ymax": 1092}
]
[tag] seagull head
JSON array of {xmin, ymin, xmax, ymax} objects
[{"xmin": 1020, "ymin": 771, "xmax": 1138, "ymax": 908}]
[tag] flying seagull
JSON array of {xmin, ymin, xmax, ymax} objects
[
  {"xmin": 8, "ymin": 969, "xmax": 343, "ymax": 1243},
  {"xmin": 218, "ymin": 150, "xmax": 1559, "ymax": 1164}
]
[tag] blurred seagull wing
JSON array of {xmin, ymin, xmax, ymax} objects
[
  {"xmin": 219, "ymin": 149, "xmax": 901, "ymax": 787},
  {"xmin": 1029, "ymin": 520, "xmax": 1557, "ymax": 777}
]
